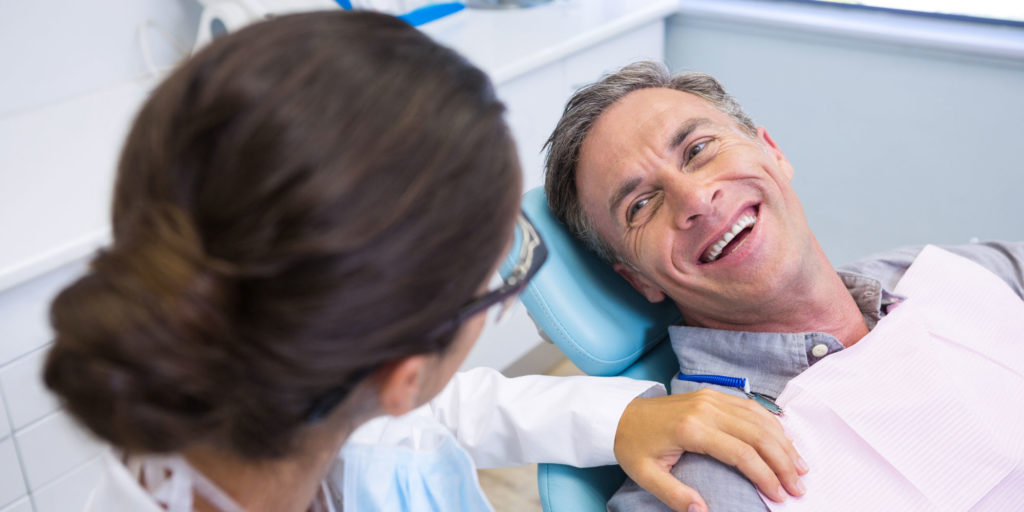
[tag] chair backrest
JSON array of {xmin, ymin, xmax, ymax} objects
[
  {"xmin": 501, "ymin": 188, "xmax": 684, "ymax": 512},
  {"xmin": 501, "ymin": 188, "xmax": 681, "ymax": 377}
]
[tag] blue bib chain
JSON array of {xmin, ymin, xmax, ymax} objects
[{"xmin": 676, "ymin": 373, "xmax": 784, "ymax": 415}]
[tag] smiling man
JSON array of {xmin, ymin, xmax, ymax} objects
[{"xmin": 544, "ymin": 62, "xmax": 1024, "ymax": 511}]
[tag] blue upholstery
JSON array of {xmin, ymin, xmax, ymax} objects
[{"xmin": 500, "ymin": 188, "xmax": 682, "ymax": 512}]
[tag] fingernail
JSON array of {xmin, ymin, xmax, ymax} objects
[
  {"xmin": 797, "ymin": 479, "xmax": 807, "ymax": 495},
  {"xmin": 688, "ymin": 504, "xmax": 702, "ymax": 512},
  {"xmin": 778, "ymin": 485, "xmax": 787, "ymax": 501},
  {"xmin": 796, "ymin": 457, "xmax": 809, "ymax": 473}
]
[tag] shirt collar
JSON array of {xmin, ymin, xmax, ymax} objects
[{"xmin": 669, "ymin": 270, "xmax": 900, "ymax": 399}]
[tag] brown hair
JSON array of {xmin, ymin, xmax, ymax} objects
[
  {"xmin": 544, "ymin": 61, "xmax": 755, "ymax": 262},
  {"xmin": 44, "ymin": 11, "xmax": 520, "ymax": 459}
]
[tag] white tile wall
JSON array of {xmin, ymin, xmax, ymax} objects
[
  {"xmin": 31, "ymin": 457, "xmax": 102, "ymax": 512},
  {"xmin": 14, "ymin": 411, "xmax": 104, "ymax": 493},
  {"xmin": 0, "ymin": 498, "xmax": 31, "ymax": 512},
  {"xmin": 0, "ymin": 389, "xmax": 10, "ymax": 440},
  {"xmin": 0, "ymin": 349, "xmax": 59, "ymax": 432},
  {"xmin": 0, "ymin": 259, "xmax": 108, "ymax": 511},
  {"xmin": 0, "ymin": 438, "xmax": 27, "ymax": 508}
]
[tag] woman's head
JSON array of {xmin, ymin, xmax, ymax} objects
[{"xmin": 44, "ymin": 11, "xmax": 521, "ymax": 459}]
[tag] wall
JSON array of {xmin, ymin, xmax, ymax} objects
[
  {"xmin": 665, "ymin": 6, "xmax": 1024, "ymax": 267},
  {"xmin": 0, "ymin": 2, "xmax": 202, "ymax": 510}
]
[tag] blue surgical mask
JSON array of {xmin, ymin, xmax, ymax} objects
[{"xmin": 335, "ymin": 415, "xmax": 493, "ymax": 512}]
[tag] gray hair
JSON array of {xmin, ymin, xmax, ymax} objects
[{"xmin": 543, "ymin": 61, "xmax": 756, "ymax": 263}]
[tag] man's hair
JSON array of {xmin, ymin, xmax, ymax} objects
[{"xmin": 544, "ymin": 61, "xmax": 756, "ymax": 262}]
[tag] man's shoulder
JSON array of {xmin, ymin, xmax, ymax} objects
[
  {"xmin": 840, "ymin": 241, "xmax": 1024, "ymax": 299},
  {"xmin": 838, "ymin": 244, "xmax": 924, "ymax": 292}
]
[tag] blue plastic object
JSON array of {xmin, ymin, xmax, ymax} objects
[
  {"xmin": 332, "ymin": 1, "xmax": 464, "ymax": 27},
  {"xmin": 399, "ymin": 2, "xmax": 464, "ymax": 26},
  {"xmin": 500, "ymin": 188, "xmax": 683, "ymax": 512}
]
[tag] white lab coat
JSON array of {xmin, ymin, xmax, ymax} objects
[{"xmin": 82, "ymin": 367, "xmax": 663, "ymax": 510}]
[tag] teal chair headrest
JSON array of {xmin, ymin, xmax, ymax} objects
[{"xmin": 501, "ymin": 188, "xmax": 682, "ymax": 376}]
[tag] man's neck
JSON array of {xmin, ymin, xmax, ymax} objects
[{"xmin": 685, "ymin": 248, "xmax": 870, "ymax": 347}]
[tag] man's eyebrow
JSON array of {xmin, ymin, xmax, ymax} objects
[
  {"xmin": 608, "ymin": 176, "xmax": 643, "ymax": 220},
  {"xmin": 669, "ymin": 118, "xmax": 712, "ymax": 150}
]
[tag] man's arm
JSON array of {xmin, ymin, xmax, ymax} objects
[
  {"xmin": 609, "ymin": 382, "xmax": 777, "ymax": 512},
  {"xmin": 429, "ymin": 368, "xmax": 805, "ymax": 512},
  {"xmin": 942, "ymin": 241, "xmax": 1024, "ymax": 298},
  {"xmin": 614, "ymin": 390, "xmax": 805, "ymax": 510},
  {"xmin": 841, "ymin": 241, "xmax": 1024, "ymax": 299}
]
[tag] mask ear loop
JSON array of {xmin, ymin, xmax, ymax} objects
[
  {"xmin": 186, "ymin": 457, "xmax": 250, "ymax": 512},
  {"xmin": 141, "ymin": 454, "xmax": 249, "ymax": 512}
]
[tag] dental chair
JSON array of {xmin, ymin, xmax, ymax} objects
[{"xmin": 501, "ymin": 188, "xmax": 683, "ymax": 512}]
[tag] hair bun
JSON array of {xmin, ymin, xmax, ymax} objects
[{"xmin": 45, "ymin": 205, "xmax": 237, "ymax": 453}]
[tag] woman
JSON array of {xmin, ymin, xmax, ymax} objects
[{"xmin": 43, "ymin": 11, "xmax": 802, "ymax": 512}]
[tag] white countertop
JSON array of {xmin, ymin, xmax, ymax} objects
[
  {"xmin": 0, "ymin": 79, "xmax": 152, "ymax": 292},
  {"xmin": 422, "ymin": 0, "xmax": 677, "ymax": 84},
  {"xmin": 0, "ymin": 0, "xmax": 677, "ymax": 293}
]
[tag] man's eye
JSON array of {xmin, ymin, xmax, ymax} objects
[
  {"xmin": 688, "ymin": 141, "xmax": 707, "ymax": 161},
  {"xmin": 628, "ymin": 197, "xmax": 649, "ymax": 222}
]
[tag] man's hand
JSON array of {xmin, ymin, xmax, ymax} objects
[{"xmin": 614, "ymin": 389, "xmax": 808, "ymax": 512}]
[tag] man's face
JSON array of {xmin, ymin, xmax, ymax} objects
[{"xmin": 576, "ymin": 88, "xmax": 814, "ymax": 328}]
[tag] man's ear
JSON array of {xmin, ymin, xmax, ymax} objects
[
  {"xmin": 757, "ymin": 126, "xmax": 794, "ymax": 183},
  {"xmin": 613, "ymin": 263, "xmax": 667, "ymax": 303},
  {"xmin": 377, "ymin": 355, "xmax": 429, "ymax": 416}
]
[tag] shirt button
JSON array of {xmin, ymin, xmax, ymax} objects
[{"xmin": 811, "ymin": 344, "xmax": 829, "ymax": 358}]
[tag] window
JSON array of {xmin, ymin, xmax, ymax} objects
[{"xmin": 792, "ymin": 0, "xmax": 1024, "ymax": 25}]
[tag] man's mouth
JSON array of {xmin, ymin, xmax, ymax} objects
[{"xmin": 700, "ymin": 209, "xmax": 758, "ymax": 263}]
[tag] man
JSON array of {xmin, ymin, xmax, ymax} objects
[{"xmin": 544, "ymin": 61, "xmax": 1024, "ymax": 511}]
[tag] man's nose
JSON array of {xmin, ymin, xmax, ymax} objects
[{"xmin": 666, "ymin": 174, "xmax": 721, "ymax": 230}]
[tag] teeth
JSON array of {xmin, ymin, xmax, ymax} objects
[{"xmin": 704, "ymin": 214, "xmax": 756, "ymax": 262}]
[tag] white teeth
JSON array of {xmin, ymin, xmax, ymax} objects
[{"xmin": 704, "ymin": 214, "xmax": 756, "ymax": 262}]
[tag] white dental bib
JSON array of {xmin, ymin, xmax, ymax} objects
[{"xmin": 763, "ymin": 245, "xmax": 1024, "ymax": 511}]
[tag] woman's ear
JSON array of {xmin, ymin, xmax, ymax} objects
[{"xmin": 376, "ymin": 355, "xmax": 430, "ymax": 416}]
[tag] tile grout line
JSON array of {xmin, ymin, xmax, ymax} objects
[{"xmin": 1, "ymin": 379, "xmax": 35, "ymax": 512}]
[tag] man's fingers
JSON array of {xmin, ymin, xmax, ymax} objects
[{"xmin": 631, "ymin": 464, "xmax": 709, "ymax": 512}]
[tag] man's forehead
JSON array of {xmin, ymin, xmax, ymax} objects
[
  {"xmin": 576, "ymin": 89, "xmax": 711, "ymax": 234},
  {"xmin": 611, "ymin": 88, "xmax": 720, "ymax": 125},
  {"xmin": 584, "ymin": 88, "xmax": 727, "ymax": 159}
]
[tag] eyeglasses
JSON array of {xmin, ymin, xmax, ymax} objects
[{"xmin": 448, "ymin": 211, "xmax": 548, "ymax": 328}]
